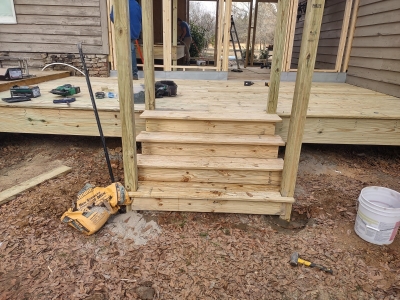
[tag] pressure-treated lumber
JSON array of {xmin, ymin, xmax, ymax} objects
[
  {"xmin": 0, "ymin": 166, "xmax": 71, "ymax": 206},
  {"xmin": 1, "ymin": 77, "xmax": 400, "ymax": 145},
  {"xmin": 245, "ymin": 0, "xmax": 254, "ymax": 68},
  {"xmin": 342, "ymin": 0, "xmax": 360, "ymax": 72},
  {"xmin": 142, "ymin": 0, "xmax": 156, "ymax": 110},
  {"xmin": 136, "ymin": 44, "xmax": 184, "ymax": 60},
  {"xmin": 130, "ymin": 186, "xmax": 294, "ymax": 203},
  {"xmin": 137, "ymin": 131, "xmax": 285, "ymax": 145},
  {"xmin": 172, "ymin": 0, "xmax": 178, "ymax": 69},
  {"xmin": 163, "ymin": 0, "xmax": 172, "ymax": 71},
  {"xmin": 142, "ymin": 142, "xmax": 280, "ymax": 158},
  {"xmin": 134, "ymin": 181, "xmax": 281, "ymax": 192},
  {"xmin": 281, "ymin": 0, "xmax": 326, "ymax": 220},
  {"xmin": 138, "ymin": 168, "xmax": 282, "ymax": 185},
  {"xmin": 114, "ymin": 0, "xmax": 138, "ymax": 192},
  {"xmin": 222, "ymin": 0, "xmax": 233, "ymax": 71},
  {"xmin": 284, "ymin": 0, "xmax": 298, "ymax": 71},
  {"xmin": 145, "ymin": 119, "xmax": 276, "ymax": 135},
  {"xmin": 250, "ymin": 0, "xmax": 259, "ymax": 66},
  {"xmin": 216, "ymin": 0, "xmax": 225, "ymax": 71},
  {"xmin": 140, "ymin": 110, "xmax": 282, "ymax": 122},
  {"xmin": 132, "ymin": 198, "xmax": 285, "ymax": 215},
  {"xmin": 138, "ymin": 131, "xmax": 284, "ymax": 158},
  {"xmin": 335, "ymin": 0, "xmax": 353, "ymax": 72},
  {"xmin": 267, "ymin": 0, "xmax": 291, "ymax": 114},
  {"xmin": 137, "ymin": 155, "xmax": 284, "ymax": 171}
]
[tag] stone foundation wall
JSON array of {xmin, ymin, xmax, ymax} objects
[{"xmin": 0, "ymin": 52, "xmax": 109, "ymax": 77}]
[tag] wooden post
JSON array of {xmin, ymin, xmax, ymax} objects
[
  {"xmin": 172, "ymin": 0, "xmax": 178, "ymax": 70},
  {"xmin": 222, "ymin": 0, "xmax": 233, "ymax": 71},
  {"xmin": 342, "ymin": 0, "xmax": 360, "ymax": 72},
  {"xmin": 284, "ymin": 0, "xmax": 298, "ymax": 71},
  {"xmin": 214, "ymin": 0, "xmax": 220, "ymax": 67},
  {"xmin": 163, "ymin": 0, "xmax": 172, "ymax": 71},
  {"xmin": 143, "ymin": 0, "xmax": 156, "ymax": 110},
  {"xmin": 280, "ymin": 0, "xmax": 326, "ymax": 221},
  {"xmin": 335, "ymin": 0, "xmax": 353, "ymax": 72},
  {"xmin": 114, "ymin": 0, "xmax": 138, "ymax": 192},
  {"xmin": 266, "ymin": 0, "xmax": 291, "ymax": 114},
  {"xmin": 216, "ymin": 0, "xmax": 225, "ymax": 71},
  {"xmin": 250, "ymin": 0, "xmax": 259, "ymax": 66},
  {"xmin": 245, "ymin": 0, "xmax": 254, "ymax": 68}
]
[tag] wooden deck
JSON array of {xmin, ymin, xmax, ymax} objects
[{"xmin": 0, "ymin": 75, "xmax": 399, "ymax": 145}]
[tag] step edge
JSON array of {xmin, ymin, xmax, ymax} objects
[
  {"xmin": 140, "ymin": 111, "xmax": 282, "ymax": 123},
  {"xmin": 128, "ymin": 192, "xmax": 295, "ymax": 203},
  {"xmin": 137, "ymin": 132, "xmax": 285, "ymax": 146}
]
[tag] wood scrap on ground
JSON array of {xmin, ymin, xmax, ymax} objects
[{"xmin": 0, "ymin": 165, "xmax": 71, "ymax": 206}]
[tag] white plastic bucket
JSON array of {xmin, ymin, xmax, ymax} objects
[{"xmin": 355, "ymin": 187, "xmax": 400, "ymax": 245}]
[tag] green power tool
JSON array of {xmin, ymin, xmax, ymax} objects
[{"xmin": 50, "ymin": 84, "xmax": 81, "ymax": 97}]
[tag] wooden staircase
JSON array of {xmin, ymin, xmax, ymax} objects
[{"xmin": 129, "ymin": 110, "xmax": 294, "ymax": 220}]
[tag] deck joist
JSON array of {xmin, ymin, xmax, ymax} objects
[{"xmin": 0, "ymin": 76, "xmax": 399, "ymax": 145}]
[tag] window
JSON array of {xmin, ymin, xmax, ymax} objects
[{"xmin": 0, "ymin": 0, "xmax": 17, "ymax": 24}]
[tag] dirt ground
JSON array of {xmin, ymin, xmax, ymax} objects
[{"xmin": 1, "ymin": 133, "xmax": 400, "ymax": 300}]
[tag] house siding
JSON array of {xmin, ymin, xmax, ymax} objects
[
  {"xmin": 346, "ymin": 0, "xmax": 400, "ymax": 98},
  {"xmin": 291, "ymin": 0, "xmax": 347, "ymax": 70},
  {"xmin": 0, "ymin": 0, "xmax": 109, "ymax": 72}
]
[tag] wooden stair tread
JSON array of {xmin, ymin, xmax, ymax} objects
[
  {"xmin": 137, "ymin": 131, "xmax": 285, "ymax": 146},
  {"xmin": 137, "ymin": 155, "xmax": 284, "ymax": 171},
  {"xmin": 129, "ymin": 186, "xmax": 294, "ymax": 203},
  {"xmin": 140, "ymin": 110, "xmax": 282, "ymax": 122}
]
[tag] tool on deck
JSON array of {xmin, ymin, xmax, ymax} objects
[
  {"xmin": 51, "ymin": 84, "xmax": 81, "ymax": 97},
  {"xmin": 290, "ymin": 252, "xmax": 333, "ymax": 274},
  {"xmin": 78, "ymin": 43, "xmax": 114, "ymax": 183},
  {"xmin": 53, "ymin": 98, "xmax": 76, "ymax": 104},
  {"xmin": 10, "ymin": 85, "xmax": 41, "ymax": 98},
  {"xmin": 2, "ymin": 96, "xmax": 31, "ymax": 103},
  {"xmin": 0, "ymin": 67, "xmax": 23, "ymax": 81},
  {"xmin": 95, "ymin": 92, "xmax": 106, "ymax": 99}
]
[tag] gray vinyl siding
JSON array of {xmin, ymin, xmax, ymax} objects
[{"xmin": 346, "ymin": 0, "xmax": 400, "ymax": 98}]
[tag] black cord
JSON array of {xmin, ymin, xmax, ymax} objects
[{"xmin": 77, "ymin": 43, "xmax": 115, "ymax": 183}]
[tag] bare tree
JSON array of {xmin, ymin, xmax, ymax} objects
[
  {"xmin": 189, "ymin": 2, "xmax": 216, "ymax": 46},
  {"xmin": 231, "ymin": 1, "xmax": 277, "ymax": 55}
]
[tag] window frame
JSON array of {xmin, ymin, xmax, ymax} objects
[{"xmin": 0, "ymin": 0, "xmax": 17, "ymax": 24}]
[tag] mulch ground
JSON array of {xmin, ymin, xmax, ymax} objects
[{"xmin": 0, "ymin": 134, "xmax": 399, "ymax": 299}]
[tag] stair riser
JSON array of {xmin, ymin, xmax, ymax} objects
[
  {"xmin": 132, "ymin": 198, "xmax": 285, "ymax": 215},
  {"xmin": 138, "ymin": 168, "xmax": 282, "ymax": 185},
  {"xmin": 142, "ymin": 143, "xmax": 279, "ymax": 159},
  {"xmin": 135, "ymin": 181, "xmax": 281, "ymax": 192},
  {"xmin": 146, "ymin": 119, "xmax": 276, "ymax": 135}
]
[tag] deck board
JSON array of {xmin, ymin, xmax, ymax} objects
[{"xmin": 0, "ymin": 76, "xmax": 399, "ymax": 145}]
